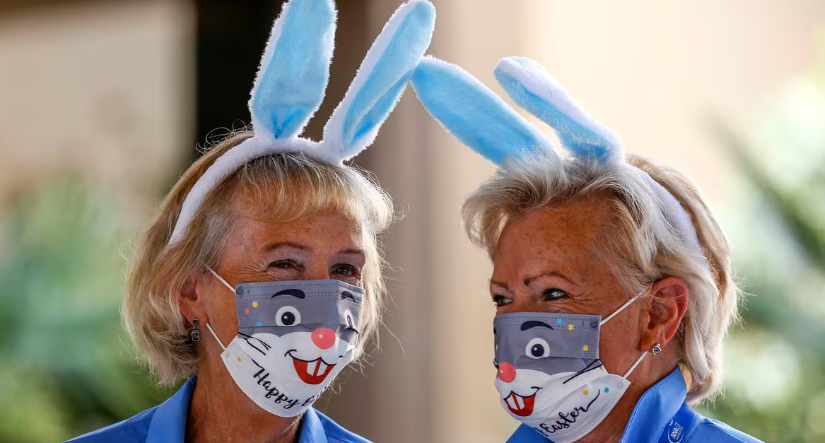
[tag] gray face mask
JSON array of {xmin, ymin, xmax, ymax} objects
[
  {"xmin": 492, "ymin": 297, "xmax": 646, "ymax": 443},
  {"xmin": 205, "ymin": 268, "xmax": 363, "ymax": 417}
]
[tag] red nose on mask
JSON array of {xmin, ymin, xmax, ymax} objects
[
  {"xmin": 311, "ymin": 328, "xmax": 336, "ymax": 349},
  {"xmin": 498, "ymin": 362, "xmax": 517, "ymax": 383}
]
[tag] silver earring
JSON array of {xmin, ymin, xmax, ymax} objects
[
  {"xmin": 190, "ymin": 318, "xmax": 201, "ymax": 342},
  {"xmin": 652, "ymin": 343, "xmax": 662, "ymax": 355}
]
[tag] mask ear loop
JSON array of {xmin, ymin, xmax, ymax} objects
[
  {"xmin": 622, "ymin": 352, "xmax": 648, "ymax": 379},
  {"xmin": 207, "ymin": 266, "xmax": 235, "ymax": 293},
  {"xmin": 597, "ymin": 292, "xmax": 650, "ymax": 379},
  {"xmin": 599, "ymin": 295, "xmax": 641, "ymax": 326},
  {"xmin": 202, "ymin": 266, "xmax": 234, "ymax": 352},
  {"xmin": 205, "ymin": 322, "xmax": 227, "ymax": 352}
]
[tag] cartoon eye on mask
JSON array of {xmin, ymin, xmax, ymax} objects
[
  {"xmin": 276, "ymin": 306, "xmax": 301, "ymax": 326},
  {"xmin": 526, "ymin": 337, "xmax": 550, "ymax": 359},
  {"xmin": 343, "ymin": 309, "xmax": 358, "ymax": 332}
]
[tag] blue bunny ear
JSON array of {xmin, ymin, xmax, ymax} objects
[
  {"xmin": 412, "ymin": 57, "xmax": 556, "ymax": 166},
  {"xmin": 322, "ymin": 0, "xmax": 435, "ymax": 162},
  {"xmin": 249, "ymin": 0, "xmax": 336, "ymax": 140},
  {"xmin": 494, "ymin": 57, "xmax": 623, "ymax": 164}
]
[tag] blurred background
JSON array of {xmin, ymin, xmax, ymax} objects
[{"xmin": 0, "ymin": 0, "xmax": 823, "ymax": 442}]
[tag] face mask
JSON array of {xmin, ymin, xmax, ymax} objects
[
  {"xmin": 493, "ymin": 296, "xmax": 646, "ymax": 442},
  {"xmin": 204, "ymin": 268, "xmax": 362, "ymax": 417}
]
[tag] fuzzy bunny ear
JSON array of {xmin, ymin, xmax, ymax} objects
[
  {"xmin": 249, "ymin": 0, "xmax": 336, "ymax": 140},
  {"xmin": 412, "ymin": 57, "xmax": 556, "ymax": 166},
  {"xmin": 494, "ymin": 56, "xmax": 622, "ymax": 164},
  {"xmin": 322, "ymin": 0, "xmax": 436, "ymax": 162}
]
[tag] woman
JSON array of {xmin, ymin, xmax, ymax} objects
[
  {"xmin": 412, "ymin": 56, "xmax": 763, "ymax": 442},
  {"xmin": 68, "ymin": 0, "xmax": 435, "ymax": 442}
]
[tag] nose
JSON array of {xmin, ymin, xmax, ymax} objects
[
  {"xmin": 498, "ymin": 362, "xmax": 517, "ymax": 383},
  {"xmin": 311, "ymin": 328, "xmax": 336, "ymax": 350}
]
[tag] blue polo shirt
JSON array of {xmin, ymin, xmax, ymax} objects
[
  {"xmin": 507, "ymin": 368, "xmax": 763, "ymax": 443},
  {"xmin": 65, "ymin": 378, "xmax": 370, "ymax": 443}
]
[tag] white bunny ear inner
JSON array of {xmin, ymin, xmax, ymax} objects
[
  {"xmin": 322, "ymin": 0, "xmax": 436, "ymax": 162},
  {"xmin": 495, "ymin": 56, "xmax": 622, "ymax": 163},
  {"xmin": 412, "ymin": 56, "xmax": 556, "ymax": 166},
  {"xmin": 249, "ymin": 0, "xmax": 337, "ymax": 140}
]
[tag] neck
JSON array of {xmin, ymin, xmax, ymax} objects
[
  {"xmin": 187, "ymin": 353, "xmax": 301, "ymax": 443},
  {"xmin": 576, "ymin": 354, "xmax": 680, "ymax": 443}
]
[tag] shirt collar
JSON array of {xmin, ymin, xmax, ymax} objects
[
  {"xmin": 146, "ymin": 377, "xmax": 195, "ymax": 443},
  {"xmin": 619, "ymin": 367, "xmax": 687, "ymax": 443},
  {"xmin": 298, "ymin": 407, "xmax": 328, "ymax": 443}
]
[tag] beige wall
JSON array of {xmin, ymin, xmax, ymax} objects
[{"xmin": 0, "ymin": 0, "xmax": 193, "ymax": 221}]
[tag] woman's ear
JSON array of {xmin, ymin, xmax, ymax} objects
[
  {"xmin": 641, "ymin": 276, "xmax": 690, "ymax": 350},
  {"xmin": 178, "ymin": 273, "xmax": 209, "ymax": 324}
]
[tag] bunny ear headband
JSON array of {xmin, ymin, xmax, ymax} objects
[
  {"xmin": 411, "ymin": 56, "xmax": 701, "ymax": 251},
  {"xmin": 169, "ymin": 0, "xmax": 436, "ymax": 244}
]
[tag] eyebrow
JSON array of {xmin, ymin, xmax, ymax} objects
[
  {"xmin": 490, "ymin": 280, "xmax": 509, "ymax": 291},
  {"xmin": 262, "ymin": 242, "xmax": 313, "ymax": 253},
  {"xmin": 524, "ymin": 271, "xmax": 577, "ymax": 288},
  {"xmin": 521, "ymin": 321, "xmax": 555, "ymax": 331},
  {"xmin": 271, "ymin": 288, "xmax": 306, "ymax": 299},
  {"xmin": 340, "ymin": 291, "xmax": 357, "ymax": 301}
]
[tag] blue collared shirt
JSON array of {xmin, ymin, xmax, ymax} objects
[
  {"xmin": 507, "ymin": 368, "xmax": 763, "ymax": 443},
  {"xmin": 66, "ymin": 378, "xmax": 370, "ymax": 443}
]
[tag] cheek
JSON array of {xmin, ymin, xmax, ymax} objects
[
  {"xmin": 208, "ymin": 290, "xmax": 241, "ymax": 338},
  {"xmin": 597, "ymin": 310, "xmax": 642, "ymax": 374}
]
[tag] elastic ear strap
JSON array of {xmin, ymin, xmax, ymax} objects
[
  {"xmin": 623, "ymin": 352, "xmax": 647, "ymax": 379},
  {"xmin": 207, "ymin": 266, "xmax": 235, "ymax": 293},
  {"xmin": 205, "ymin": 322, "xmax": 227, "ymax": 352},
  {"xmin": 600, "ymin": 295, "xmax": 640, "ymax": 326},
  {"xmin": 637, "ymin": 169, "xmax": 702, "ymax": 253},
  {"xmin": 167, "ymin": 137, "xmax": 323, "ymax": 245}
]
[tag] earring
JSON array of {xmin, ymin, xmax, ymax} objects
[
  {"xmin": 190, "ymin": 318, "xmax": 201, "ymax": 342},
  {"xmin": 652, "ymin": 343, "xmax": 662, "ymax": 355}
]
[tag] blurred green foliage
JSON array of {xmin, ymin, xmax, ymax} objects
[
  {"xmin": 695, "ymin": 45, "xmax": 825, "ymax": 442},
  {"xmin": 0, "ymin": 176, "xmax": 171, "ymax": 443}
]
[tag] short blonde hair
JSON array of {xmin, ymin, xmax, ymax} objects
[
  {"xmin": 462, "ymin": 153, "xmax": 740, "ymax": 403},
  {"xmin": 124, "ymin": 132, "xmax": 394, "ymax": 385}
]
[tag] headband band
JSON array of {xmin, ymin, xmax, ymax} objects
[{"xmin": 168, "ymin": 0, "xmax": 436, "ymax": 245}]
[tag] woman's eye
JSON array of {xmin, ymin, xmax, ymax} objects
[
  {"xmin": 332, "ymin": 264, "xmax": 360, "ymax": 278},
  {"xmin": 269, "ymin": 260, "xmax": 300, "ymax": 270},
  {"xmin": 525, "ymin": 337, "xmax": 551, "ymax": 359},
  {"xmin": 492, "ymin": 295, "xmax": 513, "ymax": 307},
  {"xmin": 275, "ymin": 306, "xmax": 301, "ymax": 326},
  {"xmin": 544, "ymin": 288, "xmax": 569, "ymax": 301}
]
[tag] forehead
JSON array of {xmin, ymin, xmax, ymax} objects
[
  {"xmin": 227, "ymin": 208, "xmax": 365, "ymax": 255},
  {"xmin": 492, "ymin": 194, "xmax": 616, "ymax": 277}
]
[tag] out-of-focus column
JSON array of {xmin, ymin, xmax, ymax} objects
[{"xmin": 336, "ymin": 1, "xmax": 529, "ymax": 442}]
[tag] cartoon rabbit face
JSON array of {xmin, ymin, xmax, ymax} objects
[
  {"xmin": 233, "ymin": 280, "xmax": 363, "ymax": 400},
  {"xmin": 493, "ymin": 313, "xmax": 602, "ymax": 418}
]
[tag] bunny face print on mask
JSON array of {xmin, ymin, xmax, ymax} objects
[
  {"xmin": 493, "ymin": 299, "xmax": 645, "ymax": 442},
  {"xmin": 206, "ymin": 270, "xmax": 363, "ymax": 417}
]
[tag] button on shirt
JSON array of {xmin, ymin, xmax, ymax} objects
[
  {"xmin": 65, "ymin": 378, "xmax": 370, "ymax": 443},
  {"xmin": 506, "ymin": 368, "xmax": 763, "ymax": 443}
]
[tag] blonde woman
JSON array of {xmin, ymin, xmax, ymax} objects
[
  {"xmin": 68, "ymin": 0, "xmax": 435, "ymax": 442},
  {"xmin": 412, "ymin": 57, "xmax": 762, "ymax": 443}
]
